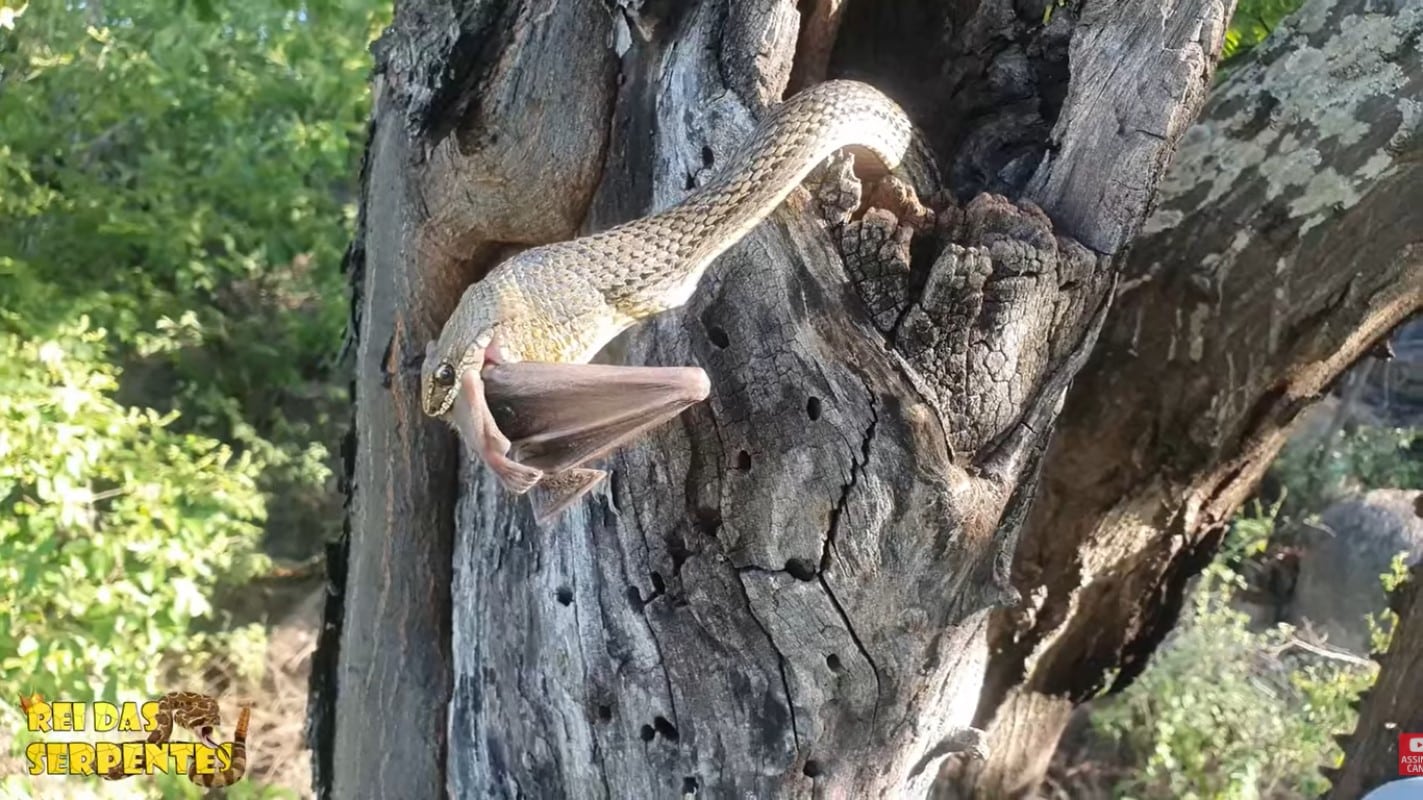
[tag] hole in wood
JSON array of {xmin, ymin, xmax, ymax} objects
[
  {"xmin": 784, "ymin": 558, "xmax": 817, "ymax": 581},
  {"xmin": 701, "ymin": 145, "xmax": 714, "ymax": 167},
  {"xmin": 826, "ymin": 653, "xmax": 843, "ymax": 672},
  {"xmin": 597, "ymin": 704, "xmax": 613, "ymax": 722},
  {"xmin": 555, "ymin": 586, "xmax": 573, "ymax": 606},
  {"xmin": 626, "ymin": 586, "xmax": 645, "ymax": 612},
  {"xmin": 640, "ymin": 724, "xmax": 656, "ymax": 742},
  {"xmin": 806, "ymin": 396, "xmax": 822, "ymax": 420},
  {"xmin": 803, "ymin": 759, "xmax": 823, "ymax": 778},
  {"xmin": 707, "ymin": 325, "xmax": 730, "ymax": 349},
  {"xmin": 693, "ymin": 507, "xmax": 723, "ymax": 537},
  {"xmin": 654, "ymin": 716, "xmax": 680, "ymax": 742},
  {"xmin": 650, "ymin": 571, "xmax": 666, "ymax": 594},
  {"xmin": 682, "ymin": 776, "xmax": 700, "ymax": 794},
  {"xmin": 736, "ymin": 450, "xmax": 752, "ymax": 471}
]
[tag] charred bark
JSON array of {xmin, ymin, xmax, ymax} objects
[
  {"xmin": 951, "ymin": 0, "xmax": 1423, "ymax": 794},
  {"xmin": 313, "ymin": 0, "xmax": 1231, "ymax": 795}
]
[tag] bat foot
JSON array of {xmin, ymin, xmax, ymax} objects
[
  {"xmin": 531, "ymin": 469, "xmax": 607, "ymax": 525},
  {"xmin": 487, "ymin": 448, "xmax": 544, "ymax": 494}
]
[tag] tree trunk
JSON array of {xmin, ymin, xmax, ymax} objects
[
  {"xmin": 1328, "ymin": 561, "xmax": 1423, "ymax": 797},
  {"xmin": 310, "ymin": 0, "xmax": 1233, "ymax": 795},
  {"xmin": 949, "ymin": 0, "xmax": 1423, "ymax": 794}
]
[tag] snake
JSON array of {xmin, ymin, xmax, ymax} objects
[
  {"xmin": 421, "ymin": 79, "xmax": 928, "ymax": 421},
  {"xmin": 101, "ymin": 691, "xmax": 251, "ymax": 788}
]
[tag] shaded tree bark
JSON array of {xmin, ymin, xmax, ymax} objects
[
  {"xmin": 1327, "ymin": 561, "xmax": 1423, "ymax": 797},
  {"xmin": 311, "ymin": 0, "xmax": 1233, "ymax": 796},
  {"xmin": 948, "ymin": 0, "xmax": 1423, "ymax": 794}
]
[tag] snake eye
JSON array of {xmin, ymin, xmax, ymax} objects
[{"xmin": 433, "ymin": 362, "xmax": 457, "ymax": 387}]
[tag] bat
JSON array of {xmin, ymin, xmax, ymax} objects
[{"xmin": 460, "ymin": 362, "xmax": 710, "ymax": 524}]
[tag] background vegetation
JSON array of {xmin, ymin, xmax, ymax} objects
[
  {"xmin": 0, "ymin": 0, "xmax": 384, "ymax": 795},
  {"xmin": 1084, "ymin": 501, "xmax": 1392, "ymax": 799},
  {"xmin": 1220, "ymin": 0, "xmax": 1308, "ymax": 64},
  {"xmin": 1072, "ymin": 416, "xmax": 1420, "ymax": 799},
  {"xmin": 0, "ymin": 0, "xmax": 1410, "ymax": 797}
]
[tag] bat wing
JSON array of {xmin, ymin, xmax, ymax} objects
[
  {"xmin": 482, "ymin": 362, "xmax": 711, "ymax": 473},
  {"xmin": 528, "ymin": 468, "xmax": 608, "ymax": 526}
]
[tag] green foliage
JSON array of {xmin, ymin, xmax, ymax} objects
[
  {"xmin": 0, "ymin": 0, "xmax": 383, "ymax": 794},
  {"xmin": 1272, "ymin": 425, "xmax": 1423, "ymax": 510},
  {"xmin": 0, "ymin": 322, "xmax": 284, "ymax": 798},
  {"xmin": 1091, "ymin": 506, "xmax": 1377, "ymax": 800},
  {"xmin": 0, "ymin": 0, "xmax": 379, "ymax": 446},
  {"xmin": 1221, "ymin": 497, "xmax": 1280, "ymax": 563},
  {"xmin": 1094, "ymin": 396, "xmax": 1422, "ymax": 798},
  {"xmin": 0, "ymin": 321, "xmax": 270, "ymax": 700},
  {"xmin": 1366, "ymin": 553, "xmax": 1410, "ymax": 654},
  {"xmin": 1222, "ymin": 0, "xmax": 1308, "ymax": 65}
]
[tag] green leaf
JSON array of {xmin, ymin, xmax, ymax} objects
[{"xmin": 0, "ymin": 6, "xmax": 386, "ymax": 775}]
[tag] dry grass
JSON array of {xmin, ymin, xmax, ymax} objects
[{"xmin": 193, "ymin": 587, "xmax": 322, "ymax": 797}]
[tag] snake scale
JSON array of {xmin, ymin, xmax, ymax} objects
[
  {"xmin": 422, "ymin": 79, "xmax": 926, "ymax": 419},
  {"xmin": 101, "ymin": 691, "xmax": 250, "ymax": 788}
]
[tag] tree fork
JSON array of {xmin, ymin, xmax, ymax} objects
[{"xmin": 954, "ymin": 0, "xmax": 1423, "ymax": 794}]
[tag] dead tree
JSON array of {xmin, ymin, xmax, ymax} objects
[
  {"xmin": 949, "ymin": 0, "xmax": 1423, "ymax": 794},
  {"xmin": 308, "ymin": 0, "xmax": 1242, "ymax": 796}
]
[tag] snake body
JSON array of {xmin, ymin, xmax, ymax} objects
[
  {"xmin": 101, "ymin": 691, "xmax": 250, "ymax": 788},
  {"xmin": 424, "ymin": 80, "xmax": 922, "ymax": 416}
]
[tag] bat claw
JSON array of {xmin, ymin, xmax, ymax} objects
[
  {"xmin": 487, "ymin": 448, "xmax": 543, "ymax": 494},
  {"xmin": 531, "ymin": 468, "xmax": 607, "ymax": 525}
]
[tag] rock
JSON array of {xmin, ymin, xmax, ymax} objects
[{"xmin": 1289, "ymin": 489, "xmax": 1423, "ymax": 654}]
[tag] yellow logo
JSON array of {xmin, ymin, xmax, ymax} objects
[{"xmin": 19, "ymin": 692, "xmax": 250, "ymax": 787}]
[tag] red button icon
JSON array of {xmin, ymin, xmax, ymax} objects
[{"xmin": 1401, "ymin": 734, "xmax": 1423, "ymax": 776}]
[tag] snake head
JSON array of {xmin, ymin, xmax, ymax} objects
[
  {"xmin": 421, "ymin": 293, "xmax": 543, "ymax": 494},
  {"xmin": 421, "ymin": 328, "xmax": 497, "ymax": 420},
  {"xmin": 422, "ymin": 276, "xmax": 516, "ymax": 415}
]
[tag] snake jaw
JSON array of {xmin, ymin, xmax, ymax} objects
[
  {"xmin": 449, "ymin": 344, "xmax": 544, "ymax": 494},
  {"xmin": 422, "ymin": 324, "xmax": 501, "ymax": 418},
  {"xmin": 199, "ymin": 727, "xmax": 217, "ymax": 750},
  {"xmin": 481, "ymin": 330, "xmax": 512, "ymax": 366}
]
